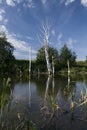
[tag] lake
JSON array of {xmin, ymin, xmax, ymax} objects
[{"xmin": 1, "ymin": 74, "xmax": 87, "ymax": 130}]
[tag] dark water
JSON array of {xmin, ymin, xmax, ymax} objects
[{"xmin": 1, "ymin": 75, "xmax": 87, "ymax": 130}]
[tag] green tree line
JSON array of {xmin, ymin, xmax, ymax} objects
[
  {"xmin": 1, "ymin": 32, "xmax": 87, "ymax": 75},
  {"xmin": 36, "ymin": 44, "xmax": 76, "ymax": 73}
]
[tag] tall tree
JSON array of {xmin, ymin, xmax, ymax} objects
[
  {"xmin": 37, "ymin": 20, "xmax": 53, "ymax": 74},
  {"xmin": 60, "ymin": 44, "xmax": 76, "ymax": 67},
  {"xmin": 42, "ymin": 21, "xmax": 52, "ymax": 74},
  {"xmin": 0, "ymin": 33, "xmax": 15, "ymax": 74}
]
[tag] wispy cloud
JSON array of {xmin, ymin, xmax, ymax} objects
[
  {"xmin": 0, "ymin": 8, "xmax": 8, "ymax": 24},
  {"xmin": 81, "ymin": 0, "xmax": 87, "ymax": 7},
  {"xmin": 0, "ymin": 25, "xmax": 37, "ymax": 59},
  {"xmin": 57, "ymin": 33, "xmax": 63, "ymax": 46},
  {"xmin": 23, "ymin": 0, "xmax": 36, "ymax": 8},
  {"xmin": 6, "ymin": 0, "xmax": 15, "ymax": 6},
  {"xmin": 60, "ymin": 0, "xmax": 75, "ymax": 6},
  {"xmin": 0, "ymin": 8, "xmax": 5, "ymax": 14},
  {"xmin": 26, "ymin": 36, "xmax": 33, "ymax": 40},
  {"xmin": 67, "ymin": 37, "xmax": 77, "ymax": 48},
  {"xmin": 8, "ymin": 35, "xmax": 29, "ymax": 52},
  {"xmin": 0, "ymin": 8, "xmax": 5, "ymax": 21},
  {"xmin": 65, "ymin": 0, "xmax": 75, "ymax": 6},
  {"xmin": 4, "ymin": 19, "xmax": 8, "ymax": 24},
  {"xmin": 51, "ymin": 30, "xmax": 55, "ymax": 36},
  {"xmin": 41, "ymin": 0, "xmax": 47, "ymax": 5},
  {"xmin": 59, "ymin": 7, "xmax": 75, "ymax": 24},
  {"xmin": 57, "ymin": 33, "xmax": 77, "ymax": 51},
  {"xmin": 0, "ymin": 25, "xmax": 8, "ymax": 32},
  {"xmin": 28, "ymin": 0, "xmax": 35, "ymax": 8},
  {"xmin": 0, "ymin": 0, "xmax": 2, "ymax": 4},
  {"xmin": 0, "ymin": 15, "xmax": 3, "ymax": 21},
  {"xmin": 5, "ymin": 0, "xmax": 36, "ymax": 9},
  {"xmin": 7, "ymin": 33, "xmax": 37, "ymax": 56},
  {"xmin": 40, "ymin": 0, "xmax": 50, "ymax": 11},
  {"xmin": 6, "ymin": 0, "xmax": 23, "ymax": 6}
]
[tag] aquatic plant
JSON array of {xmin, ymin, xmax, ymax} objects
[{"xmin": 0, "ymin": 77, "xmax": 13, "ymax": 129}]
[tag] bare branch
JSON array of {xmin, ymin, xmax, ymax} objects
[{"xmin": 37, "ymin": 19, "xmax": 53, "ymax": 74}]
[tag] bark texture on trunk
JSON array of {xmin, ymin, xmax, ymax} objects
[
  {"xmin": 45, "ymin": 45, "xmax": 52, "ymax": 75},
  {"xmin": 67, "ymin": 60, "xmax": 70, "ymax": 76}
]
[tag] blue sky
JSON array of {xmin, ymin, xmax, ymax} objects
[{"xmin": 0, "ymin": 0, "xmax": 87, "ymax": 60}]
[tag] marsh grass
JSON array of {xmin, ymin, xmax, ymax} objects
[{"xmin": 0, "ymin": 79, "xmax": 37, "ymax": 130}]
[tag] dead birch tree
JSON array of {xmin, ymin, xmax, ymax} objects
[
  {"xmin": 40, "ymin": 21, "xmax": 52, "ymax": 75},
  {"xmin": 67, "ymin": 60, "xmax": 70, "ymax": 76}
]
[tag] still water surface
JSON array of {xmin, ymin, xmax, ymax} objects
[{"xmin": 1, "ymin": 75, "xmax": 87, "ymax": 130}]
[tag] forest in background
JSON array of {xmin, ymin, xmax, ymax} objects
[{"xmin": 0, "ymin": 33, "xmax": 87, "ymax": 76}]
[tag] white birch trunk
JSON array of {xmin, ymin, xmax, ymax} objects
[
  {"xmin": 45, "ymin": 45, "xmax": 52, "ymax": 75},
  {"xmin": 45, "ymin": 76, "xmax": 51, "ymax": 98},
  {"xmin": 68, "ymin": 76, "xmax": 70, "ymax": 88},
  {"xmin": 67, "ymin": 60, "xmax": 70, "ymax": 76},
  {"xmin": 52, "ymin": 78, "xmax": 54, "ymax": 94},
  {"xmin": 29, "ymin": 47, "xmax": 32, "ymax": 75},
  {"xmin": 41, "ymin": 21, "xmax": 52, "ymax": 75},
  {"xmin": 52, "ymin": 56, "xmax": 55, "ymax": 76},
  {"xmin": 29, "ymin": 79, "xmax": 31, "ymax": 107}
]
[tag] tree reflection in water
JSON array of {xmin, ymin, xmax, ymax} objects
[
  {"xmin": 40, "ymin": 75, "xmax": 87, "ymax": 130},
  {"xmin": 1, "ymin": 75, "xmax": 87, "ymax": 130},
  {"xmin": 40, "ymin": 76, "xmax": 62, "ymax": 129},
  {"xmin": 29, "ymin": 78, "xmax": 31, "ymax": 108}
]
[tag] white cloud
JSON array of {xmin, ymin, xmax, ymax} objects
[
  {"xmin": 5, "ymin": 0, "xmax": 36, "ymax": 9},
  {"xmin": 57, "ymin": 33, "xmax": 63, "ymax": 46},
  {"xmin": 40, "ymin": 0, "xmax": 49, "ymax": 10},
  {"xmin": 65, "ymin": 0, "xmax": 75, "ymax": 6},
  {"xmin": 0, "ymin": 0, "xmax": 2, "ymax": 4},
  {"xmin": 26, "ymin": 36, "xmax": 33, "ymax": 40},
  {"xmin": 67, "ymin": 38, "xmax": 73, "ymax": 48},
  {"xmin": 81, "ymin": 0, "xmax": 87, "ymax": 7},
  {"xmin": 0, "ymin": 9, "xmax": 5, "ymax": 14},
  {"xmin": 28, "ymin": 1, "xmax": 35, "ymax": 8},
  {"xmin": 41, "ymin": 0, "xmax": 47, "ymax": 4},
  {"xmin": 0, "ymin": 25, "xmax": 27, "ymax": 51},
  {"xmin": 10, "ymin": 36, "xmax": 37, "ymax": 59},
  {"xmin": 0, "ymin": 25, "xmax": 37, "ymax": 59},
  {"xmin": 58, "ymin": 33, "xmax": 63, "ymax": 40},
  {"xmin": 6, "ymin": 33, "xmax": 36, "ymax": 53},
  {"xmin": 0, "ymin": 25, "xmax": 8, "ymax": 32},
  {"xmin": 4, "ymin": 19, "xmax": 8, "ymax": 24},
  {"xmin": 23, "ymin": 0, "xmax": 35, "ymax": 8},
  {"xmin": 8, "ymin": 36, "xmax": 29, "ymax": 51},
  {"xmin": 0, "ymin": 15, "xmax": 3, "ymax": 21},
  {"xmin": 57, "ymin": 33, "xmax": 77, "ymax": 51},
  {"xmin": 6, "ymin": 0, "xmax": 15, "ymax": 6},
  {"xmin": 67, "ymin": 37, "xmax": 77, "ymax": 49},
  {"xmin": 51, "ymin": 30, "xmax": 55, "ymax": 36},
  {"xmin": 0, "ymin": 8, "xmax": 8, "ymax": 24}
]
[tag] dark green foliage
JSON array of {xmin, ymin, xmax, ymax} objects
[
  {"xmin": 36, "ymin": 46, "xmax": 59, "ymax": 72},
  {"xmin": 16, "ymin": 60, "xmax": 29, "ymax": 73},
  {"xmin": 0, "ymin": 33, "xmax": 15, "ymax": 74},
  {"xmin": 60, "ymin": 44, "xmax": 76, "ymax": 68},
  {"xmin": 36, "ymin": 44, "xmax": 76, "ymax": 72},
  {"xmin": 75, "ymin": 61, "xmax": 87, "ymax": 72}
]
